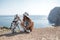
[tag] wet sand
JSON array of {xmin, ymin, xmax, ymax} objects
[{"xmin": 0, "ymin": 26, "xmax": 60, "ymax": 40}]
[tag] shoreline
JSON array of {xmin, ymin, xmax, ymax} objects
[{"xmin": 0, "ymin": 26, "xmax": 60, "ymax": 40}]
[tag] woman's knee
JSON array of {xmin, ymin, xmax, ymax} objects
[{"xmin": 29, "ymin": 22, "xmax": 34, "ymax": 32}]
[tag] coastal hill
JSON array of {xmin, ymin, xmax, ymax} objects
[{"xmin": 0, "ymin": 26, "xmax": 60, "ymax": 40}]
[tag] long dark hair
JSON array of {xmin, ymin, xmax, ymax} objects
[{"xmin": 23, "ymin": 16, "xmax": 30, "ymax": 21}]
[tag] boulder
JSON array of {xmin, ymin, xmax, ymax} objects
[{"xmin": 48, "ymin": 7, "xmax": 60, "ymax": 26}]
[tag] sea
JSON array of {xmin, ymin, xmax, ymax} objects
[{"xmin": 0, "ymin": 15, "xmax": 52, "ymax": 28}]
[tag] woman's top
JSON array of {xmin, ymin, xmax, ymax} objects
[{"xmin": 24, "ymin": 20, "xmax": 29, "ymax": 27}]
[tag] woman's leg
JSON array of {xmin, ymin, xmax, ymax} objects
[
  {"xmin": 29, "ymin": 22, "xmax": 34, "ymax": 32},
  {"xmin": 20, "ymin": 22, "xmax": 27, "ymax": 32}
]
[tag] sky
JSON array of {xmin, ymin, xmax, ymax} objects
[{"xmin": 0, "ymin": 0, "xmax": 60, "ymax": 15}]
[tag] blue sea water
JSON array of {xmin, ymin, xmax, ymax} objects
[{"xmin": 0, "ymin": 15, "xmax": 51, "ymax": 28}]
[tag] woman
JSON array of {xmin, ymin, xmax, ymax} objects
[{"xmin": 21, "ymin": 12, "xmax": 34, "ymax": 33}]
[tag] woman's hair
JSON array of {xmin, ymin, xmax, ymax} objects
[{"xmin": 23, "ymin": 16, "xmax": 30, "ymax": 21}]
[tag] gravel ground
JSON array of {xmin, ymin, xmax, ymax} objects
[{"xmin": 0, "ymin": 27, "xmax": 60, "ymax": 40}]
